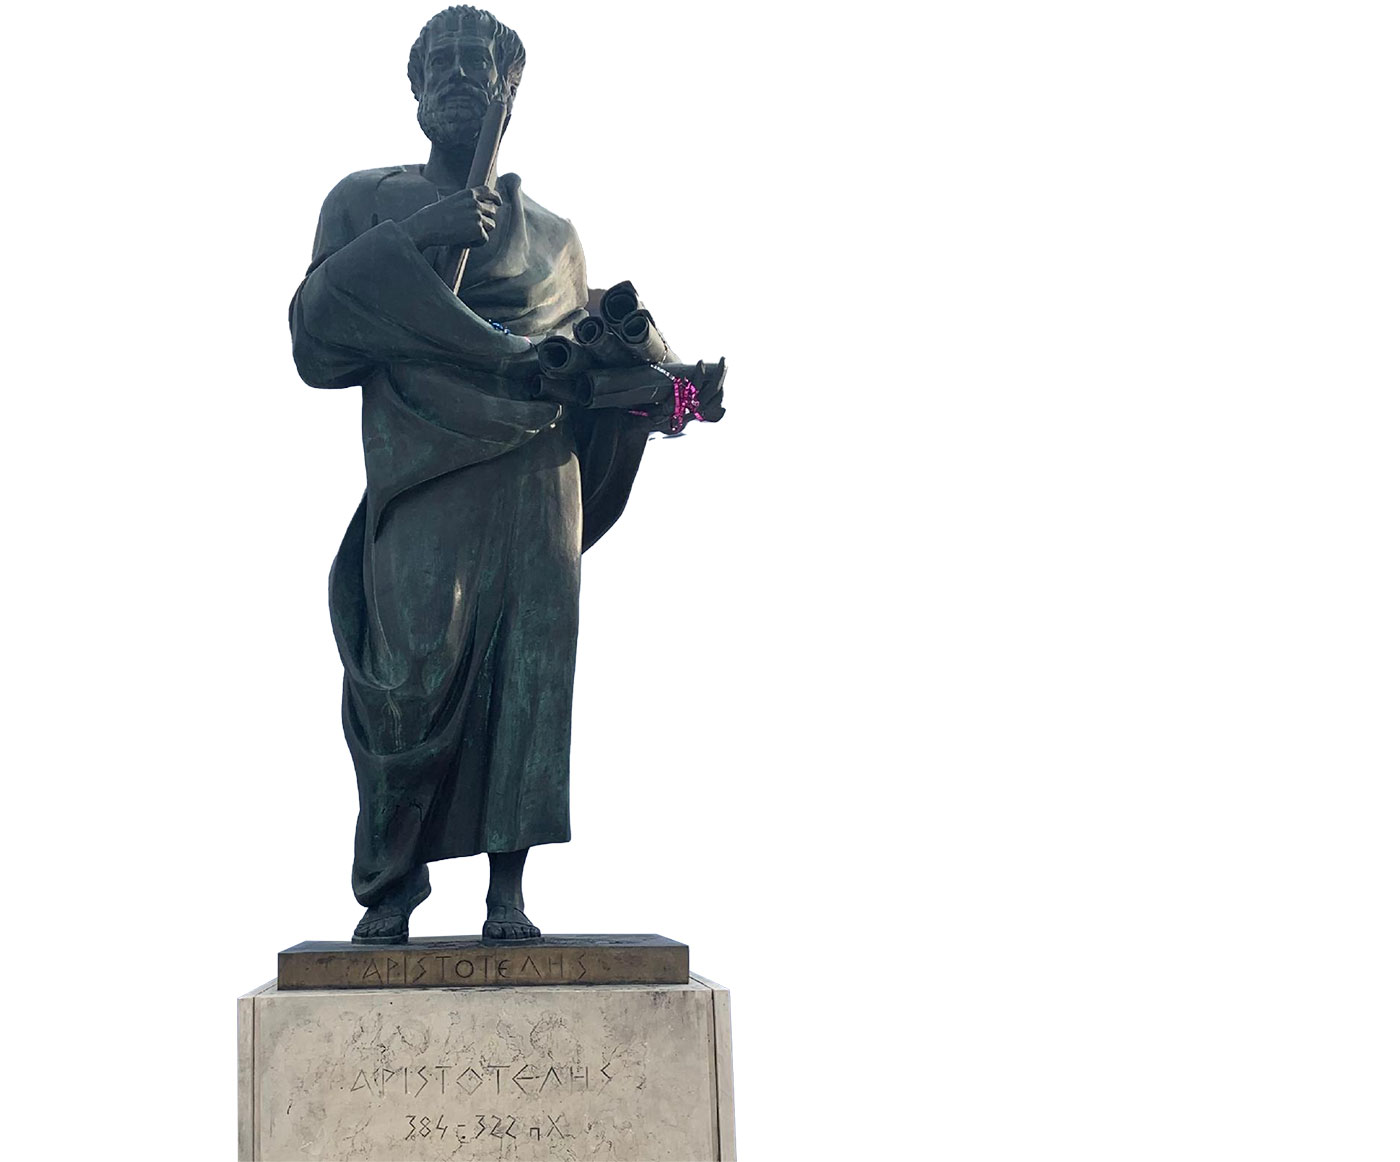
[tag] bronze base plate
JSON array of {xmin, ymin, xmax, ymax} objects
[{"xmin": 277, "ymin": 934, "xmax": 689, "ymax": 990}]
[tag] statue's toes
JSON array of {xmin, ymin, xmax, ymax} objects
[
  {"xmin": 483, "ymin": 918, "xmax": 540, "ymax": 942},
  {"xmin": 354, "ymin": 911, "xmax": 407, "ymax": 943},
  {"xmin": 355, "ymin": 924, "xmax": 406, "ymax": 940}
]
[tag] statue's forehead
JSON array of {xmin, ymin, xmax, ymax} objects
[{"xmin": 427, "ymin": 30, "xmax": 495, "ymax": 51}]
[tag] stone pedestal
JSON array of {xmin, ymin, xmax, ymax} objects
[{"xmin": 238, "ymin": 972, "xmax": 735, "ymax": 1161}]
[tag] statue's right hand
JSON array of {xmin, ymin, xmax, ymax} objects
[{"xmin": 403, "ymin": 185, "xmax": 502, "ymax": 250}]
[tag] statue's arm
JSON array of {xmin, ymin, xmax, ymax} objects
[{"xmin": 289, "ymin": 175, "xmax": 531, "ymax": 390}]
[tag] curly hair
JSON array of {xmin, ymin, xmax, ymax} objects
[{"xmin": 407, "ymin": 6, "xmax": 526, "ymax": 104}]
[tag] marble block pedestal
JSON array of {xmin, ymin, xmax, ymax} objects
[{"xmin": 238, "ymin": 969, "xmax": 735, "ymax": 1160}]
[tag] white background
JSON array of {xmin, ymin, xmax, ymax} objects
[{"xmin": 2, "ymin": 1, "xmax": 1398, "ymax": 1158}]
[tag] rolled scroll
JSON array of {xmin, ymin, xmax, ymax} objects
[
  {"xmin": 584, "ymin": 359, "xmax": 725, "ymax": 413},
  {"xmin": 578, "ymin": 362, "xmax": 676, "ymax": 409},
  {"xmin": 451, "ymin": 100, "xmax": 509, "ymax": 295},
  {"xmin": 618, "ymin": 307, "xmax": 677, "ymax": 364},
  {"xmin": 532, "ymin": 374, "xmax": 588, "ymax": 406},
  {"xmin": 573, "ymin": 314, "xmax": 637, "ymax": 367},
  {"xmin": 536, "ymin": 335, "xmax": 594, "ymax": 378},
  {"xmin": 532, "ymin": 336, "xmax": 591, "ymax": 406},
  {"xmin": 532, "ymin": 357, "xmax": 726, "ymax": 425},
  {"xmin": 599, "ymin": 280, "xmax": 642, "ymax": 327}
]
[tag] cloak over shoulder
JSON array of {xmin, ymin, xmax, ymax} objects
[{"xmin": 290, "ymin": 165, "xmax": 646, "ymax": 549}]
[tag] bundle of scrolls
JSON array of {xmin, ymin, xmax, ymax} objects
[{"xmin": 533, "ymin": 281, "xmax": 727, "ymax": 434}]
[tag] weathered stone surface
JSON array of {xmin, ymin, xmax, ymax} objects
[
  {"xmin": 238, "ymin": 975, "xmax": 734, "ymax": 1160},
  {"xmin": 693, "ymin": 974, "xmax": 738, "ymax": 1160},
  {"xmin": 278, "ymin": 934, "xmax": 688, "ymax": 990},
  {"xmin": 238, "ymin": 983, "xmax": 269, "ymax": 1161}
]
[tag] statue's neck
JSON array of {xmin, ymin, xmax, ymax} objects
[{"xmin": 423, "ymin": 141, "xmax": 481, "ymax": 192}]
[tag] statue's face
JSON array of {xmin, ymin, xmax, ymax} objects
[{"xmin": 416, "ymin": 31, "xmax": 504, "ymax": 147}]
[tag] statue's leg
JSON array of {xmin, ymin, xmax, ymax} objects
[
  {"xmin": 483, "ymin": 849, "xmax": 542, "ymax": 942},
  {"xmin": 352, "ymin": 863, "xmax": 431, "ymax": 944}
]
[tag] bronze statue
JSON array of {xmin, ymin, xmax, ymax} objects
[{"xmin": 289, "ymin": 5, "xmax": 724, "ymax": 945}]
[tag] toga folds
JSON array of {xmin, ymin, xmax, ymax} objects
[{"xmin": 289, "ymin": 165, "xmax": 647, "ymax": 906}]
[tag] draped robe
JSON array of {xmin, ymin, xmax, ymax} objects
[{"xmin": 289, "ymin": 166, "xmax": 647, "ymax": 905}]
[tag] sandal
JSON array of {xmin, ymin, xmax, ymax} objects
[{"xmin": 352, "ymin": 872, "xmax": 431, "ymax": 945}]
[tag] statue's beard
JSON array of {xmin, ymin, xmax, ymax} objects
[{"xmin": 417, "ymin": 84, "xmax": 493, "ymax": 148}]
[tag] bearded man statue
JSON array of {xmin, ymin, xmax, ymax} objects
[{"xmin": 288, "ymin": 6, "xmax": 717, "ymax": 944}]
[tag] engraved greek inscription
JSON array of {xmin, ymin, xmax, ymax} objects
[
  {"xmin": 546, "ymin": 954, "xmax": 564, "ymax": 979},
  {"xmin": 454, "ymin": 959, "xmax": 474, "ymax": 980},
  {"xmin": 435, "ymin": 955, "xmax": 452, "ymax": 981},
  {"xmin": 529, "ymin": 1126, "xmax": 541, "ymax": 1140},
  {"xmin": 547, "ymin": 1115, "xmax": 568, "ymax": 1139},
  {"xmin": 410, "ymin": 957, "xmax": 428, "ymax": 984},
  {"xmin": 496, "ymin": 958, "xmax": 511, "ymax": 979},
  {"xmin": 474, "ymin": 1115, "xmax": 487, "ymax": 1139},
  {"xmin": 520, "ymin": 955, "xmax": 542, "ymax": 979},
  {"xmin": 361, "ymin": 961, "xmax": 382, "ymax": 983},
  {"xmin": 575, "ymin": 954, "xmax": 588, "ymax": 981},
  {"xmin": 341, "ymin": 1058, "xmax": 602, "ymax": 1104},
  {"xmin": 386, "ymin": 957, "xmax": 401, "ymax": 983}
]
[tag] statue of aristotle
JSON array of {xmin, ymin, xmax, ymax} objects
[{"xmin": 290, "ymin": 6, "xmax": 724, "ymax": 944}]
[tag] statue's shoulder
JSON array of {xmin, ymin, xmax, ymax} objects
[
  {"xmin": 313, "ymin": 166, "xmax": 434, "ymax": 256},
  {"xmin": 501, "ymin": 174, "xmax": 582, "ymax": 250},
  {"xmin": 502, "ymin": 174, "xmax": 565, "ymax": 221},
  {"xmin": 309, "ymin": 166, "xmax": 429, "ymax": 262},
  {"xmin": 322, "ymin": 166, "xmax": 418, "ymax": 213}
]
